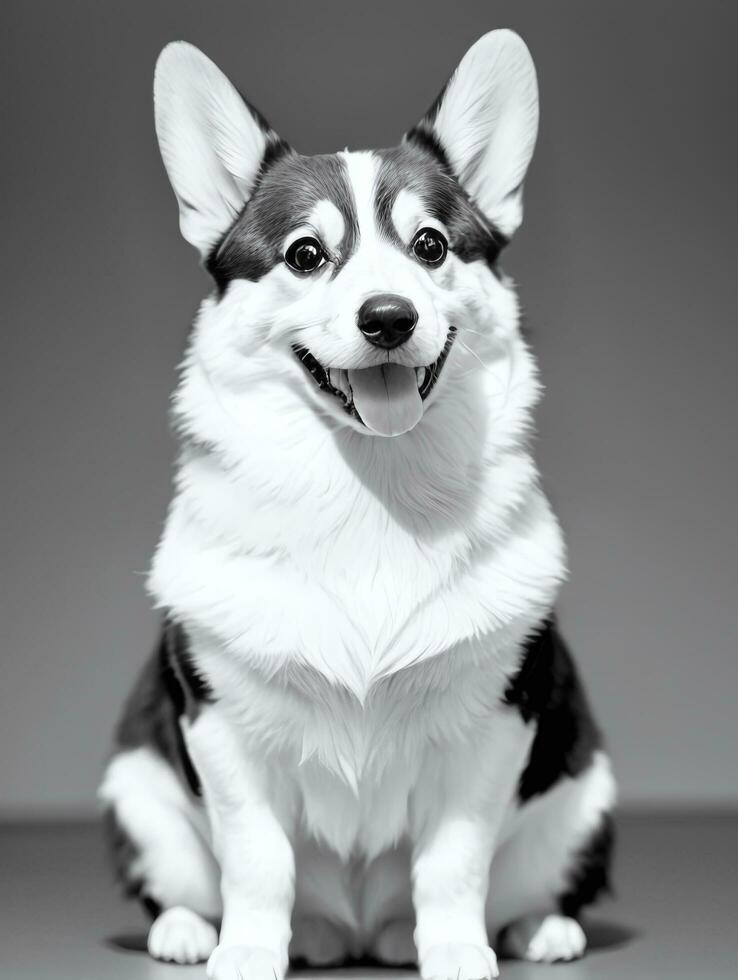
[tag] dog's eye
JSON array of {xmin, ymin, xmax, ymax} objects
[
  {"xmin": 285, "ymin": 237, "xmax": 326, "ymax": 274},
  {"xmin": 412, "ymin": 228, "xmax": 448, "ymax": 267}
]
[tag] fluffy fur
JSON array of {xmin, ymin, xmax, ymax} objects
[{"xmin": 98, "ymin": 29, "xmax": 616, "ymax": 980}]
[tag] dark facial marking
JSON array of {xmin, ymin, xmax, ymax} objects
[
  {"xmin": 401, "ymin": 71, "xmax": 511, "ymax": 264},
  {"xmin": 374, "ymin": 142, "xmax": 508, "ymax": 269},
  {"xmin": 207, "ymin": 152, "xmax": 359, "ymax": 292}
]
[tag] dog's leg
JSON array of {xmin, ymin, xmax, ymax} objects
[
  {"xmin": 99, "ymin": 746, "xmax": 221, "ymax": 963},
  {"xmin": 411, "ymin": 709, "xmax": 533, "ymax": 980},
  {"xmin": 487, "ymin": 751, "xmax": 615, "ymax": 959},
  {"xmin": 184, "ymin": 704, "xmax": 295, "ymax": 980}
]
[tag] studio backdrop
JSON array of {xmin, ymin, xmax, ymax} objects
[{"xmin": 2, "ymin": 0, "xmax": 736, "ymax": 817}]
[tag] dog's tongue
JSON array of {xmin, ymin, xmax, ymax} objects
[{"xmin": 348, "ymin": 363, "xmax": 423, "ymax": 436}]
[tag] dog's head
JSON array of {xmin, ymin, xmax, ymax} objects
[{"xmin": 155, "ymin": 31, "xmax": 538, "ymax": 438}]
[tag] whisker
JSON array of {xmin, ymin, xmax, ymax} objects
[{"xmin": 457, "ymin": 339, "xmax": 491, "ymax": 372}]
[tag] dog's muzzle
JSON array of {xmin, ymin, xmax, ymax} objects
[{"xmin": 292, "ymin": 327, "xmax": 456, "ymax": 437}]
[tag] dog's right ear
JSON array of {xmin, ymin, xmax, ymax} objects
[{"xmin": 154, "ymin": 42, "xmax": 286, "ymax": 259}]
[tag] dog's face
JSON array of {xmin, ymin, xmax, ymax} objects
[{"xmin": 155, "ymin": 31, "xmax": 538, "ymax": 437}]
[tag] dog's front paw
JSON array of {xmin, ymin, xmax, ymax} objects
[
  {"xmin": 420, "ymin": 942, "xmax": 499, "ymax": 980},
  {"xmin": 207, "ymin": 944, "xmax": 285, "ymax": 980}
]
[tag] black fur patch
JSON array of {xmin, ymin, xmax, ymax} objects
[
  {"xmin": 207, "ymin": 152, "xmax": 359, "ymax": 291},
  {"xmin": 102, "ymin": 807, "xmax": 162, "ymax": 920},
  {"xmin": 114, "ymin": 621, "xmax": 212, "ymax": 796},
  {"xmin": 504, "ymin": 617, "xmax": 603, "ymax": 803},
  {"xmin": 404, "ymin": 124, "xmax": 453, "ymax": 175},
  {"xmin": 161, "ymin": 621, "xmax": 212, "ymax": 725},
  {"xmin": 375, "ymin": 143, "xmax": 508, "ymax": 268},
  {"xmin": 405, "ymin": 69, "xmax": 454, "ymax": 170},
  {"xmin": 558, "ymin": 812, "xmax": 614, "ymax": 917},
  {"xmin": 505, "ymin": 618, "xmax": 613, "ymax": 916},
  {"xmin": 403, "ymin": 73, "xmax": 510, "ymax": 267}
]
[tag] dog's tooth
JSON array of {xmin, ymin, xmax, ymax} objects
[
  {"xmin": 416, "ymin": 367, "xmax": 427, "ymax": 388},
  {"xmin": 330, "ymin": 368, "xmax": 350, "ymax": 400}
]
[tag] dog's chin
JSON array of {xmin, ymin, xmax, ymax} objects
[{"xmin": 292, "ymin": 328, "xmax": 457, "ymax": 437}]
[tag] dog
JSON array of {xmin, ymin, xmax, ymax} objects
[{"xmin": 98, "ymin": 29, "xmax": 616, "ymax": 980}]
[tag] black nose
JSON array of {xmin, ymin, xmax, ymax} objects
[{"xmin": 357, "ymin": 294, "xmax": 418, "ymax": 349}]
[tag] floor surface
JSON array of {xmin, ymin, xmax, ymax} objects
[{"xmin": 1, "ymin": 813, "xmax": 736, "ymax": 978}]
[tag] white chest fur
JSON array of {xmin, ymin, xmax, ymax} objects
[
  {"xmin": 147, "ymin": 303, "xmax": 566, "ymax": 857},
  {"xmin": 186, "ymin": 633, "xmax": 533, "ymax": 860}
]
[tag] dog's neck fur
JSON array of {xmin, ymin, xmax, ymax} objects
[{"xmin": 148, "ymin": 286, "xmax": 566, "ymax": 702}]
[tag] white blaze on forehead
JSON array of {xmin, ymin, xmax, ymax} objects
[
  {"xmin": 339, "ymin": 150, "xmax": 380, "ymax": 242},
  {"xmin": 306, "ymin": 199, "xmax": 345, "ymax": 253}
]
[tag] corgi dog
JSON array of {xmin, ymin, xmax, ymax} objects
[{"xmin": 99, "ymin": 29, "xmax": 616, "ymax": 980}]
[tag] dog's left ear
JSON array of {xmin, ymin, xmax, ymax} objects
[
  {"xmin": 407, "ymin": 29, "xmax": 538, "ymax": 238},
  {"xmin": 154, "ymin": 42, "xmax": 287, "ymax": 258}
]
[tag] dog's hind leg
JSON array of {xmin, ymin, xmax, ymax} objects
[
  {"xmin": 486, "ymin": 750, "xmax": 616, "ymax": 963},
  {"xmin": 362, "ymin": 844, "xmax": 416, "ymax": 965},
  {"xmin": 99, "ymin": 746, "xmax": 221, "ymax": 963}
]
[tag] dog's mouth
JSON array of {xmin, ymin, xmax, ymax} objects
[{"xmin": 292, "ymin": 328, "xmax": 457, "ymax": 436}]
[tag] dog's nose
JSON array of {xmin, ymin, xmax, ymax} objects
[{"xmin": 357, "ymin": 294, "xmax": 418, "ymax": 349}]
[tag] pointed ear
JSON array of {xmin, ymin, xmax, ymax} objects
[
  {"xmin": 154, "ymin": 42, "xmax": 286, "ymax": 258},
  {"xmin": 408, "ymin": 29, "xmax": 538, "ymax": 238}
]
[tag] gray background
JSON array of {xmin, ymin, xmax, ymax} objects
[{"xmin": 2, "ymin": 0, "xmax": 736, "ymax": 818}]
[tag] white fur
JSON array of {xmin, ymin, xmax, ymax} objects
[
  {"xmin": 154, "ymin": 42, "xmax": 271, "ymax": 256},
  {"xmin": 422, "ymin": 943, "xmax": 499, "ymax": 980},
  {"xmin": 504, "ymin": 913, "xmax": 587, "ymax": 963},
  {"xmin": 184, "ymin": 709, "xmax": 295, "ymax": 980},
  {"xmin": 486, "ymin": 750, "xmax": 616, "ymax": 931},
  {"xmin": 305, "ymin": 199, "xmax": 346, "ymax": 254},
  {"xmin": 147, "ymin": 906, "xmax": 218, "ymax": 964},
  {"xmin": 98, "ymin": 747, "xmax": 221, "ymax": 916},
  {"xmin": 430, "ymin": 29, "xmax": 539, "ymax": 236},
  {"xmin": 100, "ymin": 740, "xmax": 614, "ymax": 974},
  {"xmin": 390, "ymin": 188, "xmax": 439, "ymax": 245},
  {"xmin": 103, "ymin": 31, "xmax": 618, "ymax": 979},
  {"xmin": 411, "ymin": 708, "xmax": 534, "ymax": 977},
  {"xmin": 145, "ymin": 140, "xmax": 564, "ymax": 980}
]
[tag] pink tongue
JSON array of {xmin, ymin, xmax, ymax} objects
[{"xmin": 348, "ymin": 363, "xmax": 423, "ymax": 436}]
